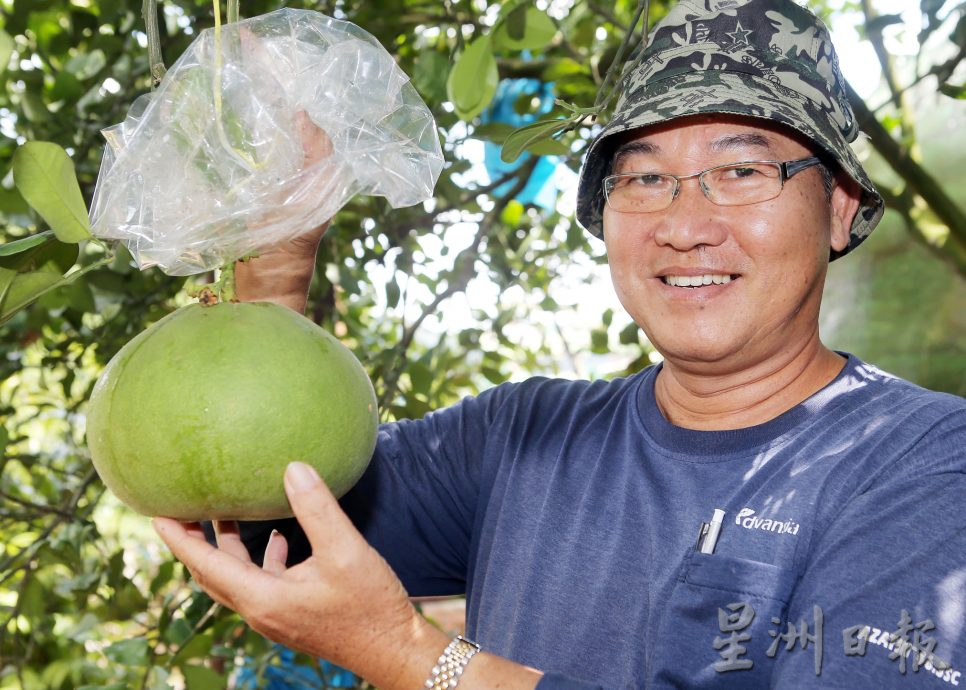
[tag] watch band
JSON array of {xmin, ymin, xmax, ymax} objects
[{"xmin": 423, "ymin": 635, "xmax": 481, "ymax": 689}]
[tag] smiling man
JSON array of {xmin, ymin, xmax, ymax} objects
[{"xmin": 154, "ymin": 1, "xmax": 966, "ymax": 688}]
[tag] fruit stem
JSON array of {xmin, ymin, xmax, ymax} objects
[
  {"xmin": 185, "ymin": 260, "xmax": 238, "ymax": 306},
  {"xmin": 214, "ymin": 261, "xmax": 237, "ymax": 303}
]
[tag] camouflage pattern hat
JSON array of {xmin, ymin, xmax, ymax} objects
[{"xmin": 576, "ymin": 0, "xmax": 884, "ymax": 259}]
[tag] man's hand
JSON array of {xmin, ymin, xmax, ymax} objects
[
  {"xmin": 235, "ymin": 111, "xmax": 333, "ymax": 312},
  {"xmin": 153, "ymin": 462, "xmax": 449, "ymax": 688}
]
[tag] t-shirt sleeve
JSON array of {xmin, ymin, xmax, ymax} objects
[
  {"xmin": 339, "ymin": 384, "xmax": 515, "ymax": 596},
  {"xmin": 768, "ymin": 405, "xmax": 966, "ymax": 688}
]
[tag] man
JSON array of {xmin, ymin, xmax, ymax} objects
[{"xmin": 155, "ymin": 1, "xmax": 966, "ymax": 688}]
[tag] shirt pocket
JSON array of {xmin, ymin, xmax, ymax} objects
[{"xmin": 649, "ymin": 550, "xmax": 797, "ymax": 689}]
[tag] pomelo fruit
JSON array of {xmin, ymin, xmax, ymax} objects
[{"xmin": 86, "ymin": 301, "xmax": 377, "ymax": 520}]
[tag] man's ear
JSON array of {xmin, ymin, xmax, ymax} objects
[{"xmin": 829, "ymin": 173, "xmax": 861, "ymax": 253}]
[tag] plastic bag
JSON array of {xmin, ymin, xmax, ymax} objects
[{"xmin": 89, "ymin": 8, "xmax": 444, "ymax": 276}]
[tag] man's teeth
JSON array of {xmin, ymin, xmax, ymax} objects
[{"xmin": 663, "ymin": 274, "xmax": 733, "ymax": 287}]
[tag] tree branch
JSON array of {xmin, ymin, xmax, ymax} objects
[
  {"xmin": 878, "ymin": 186, "xmax": 966, "ymax": 273},
  {"xmin": 846, "ymin": 80, "xmax": 966, "ymax": 277}
]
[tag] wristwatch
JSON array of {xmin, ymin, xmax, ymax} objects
[{"xmin": 423, "ymin": 635, "xmax": 481, "ymax": 689}]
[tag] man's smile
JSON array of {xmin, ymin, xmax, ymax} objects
[{"xmin": 660, "ymin": 273, "xmax": 738, "ymax": 287}]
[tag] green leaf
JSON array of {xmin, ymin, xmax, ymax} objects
[
  {"xmin": 176, "ymin": 630, "xmax": 215, "ymax": 660},
  {"xmin": 505, "ymin": 4, "xmax": 527, "ymax": 41},
  {"xmin": 65, "ymin": 49, "xmax": 107, "ymax": 80},
  {"xmin": 446, "ymin": 36, "xmax": 499, "ymax": 120},
  {"xmin": 619, "ymin": 322, "xmax": 641, "ymax": 345},
  {"xmin": 386, "ymin": 279, "xmax": 400, "ymax": 309},
  {"xmin": 481, "ymin": 365, "xmax": 506, "ymax": 384},
  {"xmin": 526, "ymin": 138, "xmax": 570, "ymax": 156},
  {"xmin": 103, "ymin": 637, "xmax": 149, "ymax": 666},
  {"xmin": 408, "ymin": 361, "xmax": 433, "ymax": 396},
  {"xmin": 0, "ymin": 271, "xmax": 66, "ymax": 325},
  {"xmin": 590, "ymin": 328, "xmax": 608, "ymax": 353},
  {"xmin": 12, "ymin": 142, "xmax": 93, "ymax": 243},
  {"xmin": 164, "ymin": 618, "xmax": 193, "ymax": 646},
  {"xmin": 0, "ymin": 237, "xmax": 78, "ymax": 273},
  {"xmin": 0, "ymin": 30, "xmax": 13, "ymax": 77},
  {"xmin": 938, "ymin": 82, "xmax": 966, "ymax": 99},
  {"xmin": 0, "ymin": 186, "xmax": 31, "ymax": 216},
  {"xmin": 0, "ymin": 231, "xmax": 55, "ymax": 257},
  {"xmin": 0, "ymin": 267, "xmax": 15, "ymax": 308},
  {"xmin": 182, "ymin": 664, "xmax": 226, "ymax": 690},
  {"xmin": 0, "ymin": 425, "xmax": 8, "ymax": 455},
  {"xmin": 19, "ymin": 576, "xmax": 46, "ymax": 618},
  {"xmin": 149, "ymin": 559, "xmax": 175, "ymax": 592},
  {"xmin": 413, "ymin": 50, "xmax": 449, "ymax": 104},
  {"xmin": 21, "ymin": 90, "xmax": 50, "ymax": 123},
  {"xmin": 493, "ymin": 7, "xmax": 557, "ymax": 51},
  {"xmin": 501, "ymin": 199, "xmax": 525, "ymax": 227},
  {"xmin": 472, "ymin": 122, "xmax": 516, "ymax": 143},
  {"xmin": 501, "ymin": 118, "xmax": 573, "ymax": 163}
]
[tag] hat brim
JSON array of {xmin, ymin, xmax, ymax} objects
[{"xmin": 576, "ymin": 71, "xmax": 884, "ymax": 259}]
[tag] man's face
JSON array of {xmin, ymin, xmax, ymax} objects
[{"xmin": 602, "ymin": 115, "xmax": 858, "ymax": 371}]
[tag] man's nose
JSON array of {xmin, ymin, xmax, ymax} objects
[{"xmin": 651, "ymin": 178, "xmax": 728, "ymax": 251}]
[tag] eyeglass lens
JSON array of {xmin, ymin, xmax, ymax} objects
[{"xmin": 606, "ymin": 162, "xmax": 785, "ymax": 212}]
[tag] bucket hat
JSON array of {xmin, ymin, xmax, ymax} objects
[{"xmin": 575, "ymin": 0, "xmax": 884, "ymax": 258}]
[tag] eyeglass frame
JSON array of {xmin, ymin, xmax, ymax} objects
[{"xmin": 602, "ymin": 156, "xmax": 824, "ymax": 213}]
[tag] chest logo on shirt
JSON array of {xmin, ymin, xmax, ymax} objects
[{"xmin": 735, "ymin": 507, "xmax": 800, "ymax": 536}]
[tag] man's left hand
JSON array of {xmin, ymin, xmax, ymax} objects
[{"xmin": 153, "ymin": 461, "xmax": 448, "ymax": 688}]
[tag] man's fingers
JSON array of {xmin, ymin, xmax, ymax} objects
[
  {"xmin": 214, "ymin": 520, "xmax": 254, "ymax": 563},
  {"xmin": 183, "ymin": 521, "xmax": 207, "ymax": 540},
  {"xmin": 296, "ymin": 111, "xmax": 333, "ymax": 167},
  {"xmin": 153, "ymin": 517, "xmax": 269, "ymax": 607},
  {"xmin": 283, "ymin": 462, "xmax": 358, "ymax": 553},
  {"xmin": 263, "ymin": 529, "xmax": 289, "ymax": 576}
]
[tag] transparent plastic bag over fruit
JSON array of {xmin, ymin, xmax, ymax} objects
[{"xmin": 89, "ymin": 8, "xmax": 444, "ymax": 276}]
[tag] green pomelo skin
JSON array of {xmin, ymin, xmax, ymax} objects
[{"xmin": 86, "ymin": 302, "xmax": 378, "ymax": 520}]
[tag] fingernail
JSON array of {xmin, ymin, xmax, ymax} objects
[{"xmin": 286, "ymin": 461, "xmax": 319, "ymax": 490}]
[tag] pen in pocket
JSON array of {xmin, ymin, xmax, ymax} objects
[{"xmin": 698, "ymin": 508, "xmax": 726, "ymax": 554}]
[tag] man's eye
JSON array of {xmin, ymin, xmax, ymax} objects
[
  {"xmin": 728, "ymin": 166, "xmax": 761, "ymax": 179},
  {"xmin": 632, "ymin": 174, "xmax": 666, "ymax": 186}
]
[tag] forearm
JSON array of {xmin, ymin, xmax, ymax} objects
[
  {"xmin": 234, "ymin": 247, "xmax": 317, "ymax": 313},
  {"xmin": 233, "ymin": 221, "xmax": 326, "ymax": 312}
]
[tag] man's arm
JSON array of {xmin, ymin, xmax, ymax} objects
[
  {"xmin": 234, "ymin": 110, "xmax": 331, "ymax": 313},
  {"xmin": 156, "ymin": 462, "xmax": 544, "ymax": 690}
]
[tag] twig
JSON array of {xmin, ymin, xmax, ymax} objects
[
  {"xmin": 0, "ymin": 490, "xmax": 80, "ymax": 520},
  {"xmin": 0, "ymin": 469, "xmax": 99, "ymax": 586},
  {"xmin": 167, "ymin": 600, "xmax": 222, "ymax": 666},
  {"xmin": 860, "ymin": 0, "xmax": 903, "ymax": 110},
  {"xmin": 141, "ymin": 0, "xmax": 166, "ymax": 87},
  {"xmin": 593, "ymin": 0, "xmax": 649, "ymax": 110},
  {"xmin": 377, "ymin": 159, "xmax": 538, "ymax": 411},
  {"xmin": 870, "ymin": 45, "xmax": 966, "ymax": 115},
  {"xmin": 586, "ymin": 0, "xmax": 628, "ymax": 31}
]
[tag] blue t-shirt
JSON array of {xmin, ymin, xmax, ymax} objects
[{"xmin": 245, "ymin": 354, "xmax": 966, "ymax": 689}]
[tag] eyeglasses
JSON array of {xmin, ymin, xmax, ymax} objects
[{"xmin": 602, "ymin": 157, "xmax": 823, "ymax": 214}]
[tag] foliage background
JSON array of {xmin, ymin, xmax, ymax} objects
[{"xmin": 0, "ymin": 0, "xmax": 963, "ymax": 687}]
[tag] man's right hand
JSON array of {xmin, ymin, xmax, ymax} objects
[{"xmin": 235, "ymin": 111, "xmax": 332, "ymax": 313}]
